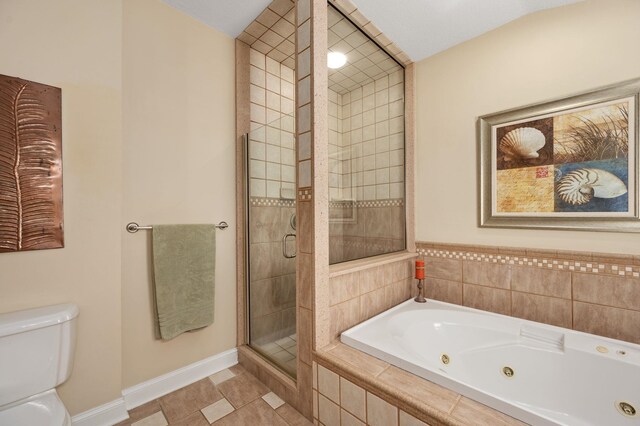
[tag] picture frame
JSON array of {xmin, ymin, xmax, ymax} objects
[{"xmin": 478, "ymin": 78, "xmax": 640, "ymax": 232}]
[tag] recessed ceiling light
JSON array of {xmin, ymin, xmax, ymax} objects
[{"xmin": 327, "ymin": 52, "xmax": 347, "ymax": 69}]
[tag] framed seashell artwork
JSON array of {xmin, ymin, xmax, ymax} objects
[{"xmin": 478, "ymin": 78, "xmax": 640, "ymax": 232}]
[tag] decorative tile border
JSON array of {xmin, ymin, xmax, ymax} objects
[
  {"xmin": 416, "ymin": 243, "xmax": 640, "ymax": 278},
  {"xmin": 329, "ymin": 199, "xmax": 404, "ymax": 208},
  {"xmin": 250, "ymin": 197, "xmax": 296, "ymax": 207},
  {"xmin": 298, "ymin": 188, "xmax": 312, "ymax": 201}
]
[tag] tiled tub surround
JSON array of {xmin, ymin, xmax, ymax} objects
[
  {"xmin": 416, "ymin": 242, "xmax": 640, "ymax": 345},
  {"xmin": 327, "ymin": 253, "xmax": 417, "ymax": 342},
  {"xmin": 313, "ymin": 346, "xmax": 526, "ymax": 426}
]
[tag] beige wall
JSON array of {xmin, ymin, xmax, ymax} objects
[
  {"xmin": 0, "ymin": 0, "xmax": 124, "ymax": 415},
  {"xmin": 0, "ymin": 0, "xmax": 237, "ymax": 415},
  {"xmin": 122, "ymin": 0, "xmax": 236, "ymax": 387},
  {"xmin": 414, "ymin": 0, "xmax": 640, "ymax": 254}
]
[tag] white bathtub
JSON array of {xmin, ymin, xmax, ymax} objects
[{"xmin": 341, "ymin": 299, "xmax": 640, "ymax": 426}]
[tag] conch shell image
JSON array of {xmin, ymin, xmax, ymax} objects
[
  {"xmin": 557, "ymin": 168, "xmax": 627, "ymax": 205},
  {"xmin": 499, "ymin": 127, "xmax": 546, "ymax": 161}
]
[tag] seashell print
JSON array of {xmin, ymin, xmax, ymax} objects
[
  {"xmin": 499, "ymin": 127, "xmax": 546, "ymax": 161},
  {"xmin": 556, "ymin": 168, "xmax": 627, "ymax": 205}
]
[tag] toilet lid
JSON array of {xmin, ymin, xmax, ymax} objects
[{"xmin": 0, "ymin": 389, "xmax": 69, "ymax": 426}]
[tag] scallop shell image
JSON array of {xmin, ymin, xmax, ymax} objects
[
  {"xmin": 499, "ymin": 127, "xmax": 546, "ymax": 161},
  {"xmin": 557, "ymin": 168, "xmax": 627, "ymax": 205}
]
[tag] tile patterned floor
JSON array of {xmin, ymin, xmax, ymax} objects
[
  {"xmin": 254, "ymin": 333, "xmax": 298, "ymax": 377},
  {"xmin": 115, "ymin": 364, "xmax": 311, "ymax": 426}
]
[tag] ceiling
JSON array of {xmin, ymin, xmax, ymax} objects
[{"xmin": 161, "ymin": 0, "xmax": 581, "ymax": 62}]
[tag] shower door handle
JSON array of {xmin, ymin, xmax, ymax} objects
[{"xmin": 282, "ymin": 233, "xmax": 296, "ymax": 259}]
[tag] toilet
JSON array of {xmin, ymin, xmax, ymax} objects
[{"xmin": 0, "ymin": 303, "xmax": 79, "ymax": 426}]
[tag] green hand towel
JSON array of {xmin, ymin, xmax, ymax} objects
[{"xmin": 152, "ymin": 224, "xmax": 216, "ymax": 340}]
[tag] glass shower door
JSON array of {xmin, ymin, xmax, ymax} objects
[{"xmin": 245, "ymin": 114, "xmax": 297, "ymax": 378}]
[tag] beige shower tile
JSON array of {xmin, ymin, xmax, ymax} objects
[
  {"xmin": 462, "ymin": 261, "xmax": 510, "ymax": 289},
  {"xmin": 511, "ymin": 292, "xmax": 572, "ymax": 328},
  {"xmin": 318, "ymin": 394, "xmax": 340, "ymax": 426},
  {"xmin": 511, "ymin": 266, "xmax": 571, "ymax": 299},
  {"xmin": 298, "ymin": 253, "xmax": 313, "ymax": 309},
  {"xmin": 317, "ymin": 364, "xmax": 340, "ymax": 403},
  {"xmin": 573, "ymin": 273, "xmax": 640, "ymax": 311},
  {"xmin": 330, "ymin": 297, "xmax": 360, "ymax": 339},
  {"xmin": 367, "ymin": 392, "xmax": 398, "ymax": 426},
  {"xmin": 256, "ymin": 8, "xmax": 280, "ymax": 28},
  {"xmin": 425, "ymin": 277, "xmax": 462, "ymax": 305},
  {"xmin": 377, "ymin": 366, "xmax": 458, "ymax": 414},
  {"xmin": 329, "ymin": 272, "xmax": 359, "ymax": 306},
  {"xmin": 451, "ymin": 397, "xmax": 527, "ymax": 426},
  {"xmin": 360, "ymin": 287, "xmax": 386, "ymax": 321},
  {"xmin": 312, "ymin": 361, "xmax": 317, "ymax": 389},
  {"xmin": 297, "ymin": 0, "xmax": 310, "ymax": 23},
  {"xmin": 340, "ymin": 377, "xmax": 366, "ymax": 421},
  {"xmin": 424, "ymin": 257, "xmax": 462, "ymax": 281},
  {"xmin": 573, "ymin": 301, "xmax": 640, "ymax": 344},
  {"xmin": 462, "ymin": 284, "xmax": 510, "ymax": 315},
  {"xmin": 312, "ymin": 389, "xmax": 318, "ymax": 418},
  {"xmin": 358, "ymin": 265, "xmax": 383, "ymax": 293},
  {"xmin": 298, "ymin": 307, "xmax": 313, "ymax": 365}
]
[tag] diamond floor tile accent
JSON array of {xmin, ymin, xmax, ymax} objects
[
  {"xmin": 201, "ymin": 398, "xmax": 235, "ymax": 423},
  {"xmin": 262, "ymin": 391, "xmax": 286, "ymax": 409},
  {"xmin": 209, "ymin": 368, "xmax": 236, "ymax": 385}
]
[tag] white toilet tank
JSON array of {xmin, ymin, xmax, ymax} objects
[{"xmin": 0, "ymin": 303, "xmax": 79, "ymax": 408}]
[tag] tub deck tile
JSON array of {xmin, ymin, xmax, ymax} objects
[
  {"xmin": 377, "ymin": 366, "xmax": 459, "ymax": 414},
  {"xmin": 325, "ymin": 342, "xmax": 390, "ymax": 377},
  {"xmin": 450, "ymin": 397, "xmax": 528, "ymax": 426}
]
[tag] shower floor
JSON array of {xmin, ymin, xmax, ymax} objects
[{"xmin": 253, "ymin": 333, "xmax": 297, "ymax": 377}]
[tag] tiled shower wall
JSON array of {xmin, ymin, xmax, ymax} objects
[
  {"xmin": 328, "ymin": 71, "xmax": 406, "ymax": 263},
  {"xmin": 248, "ymin": 47, "xmax": 297, "ymax": 345},
  {"xmin": 340, "ymin": 71, "xmax": 404, "ymax": 202},
  {"xmin": 417, "ymin": 242, "xmax": 640, "ymax": 344},
  {"xmin": 249, "ymin": 48, "xmax": 296, "ymax": 199},
  {"xmin": 249, "ymin": 200, "xmax": 296, "ymax": 345}
]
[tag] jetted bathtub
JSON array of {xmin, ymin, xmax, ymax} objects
[{"xmin": 341, "ymin": 299, "xmax": 640, "ymax": 426}]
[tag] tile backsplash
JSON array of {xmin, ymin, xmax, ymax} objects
[{"xmin": 417, "ymin": 242, "xmax": 640, "ymax": 344}]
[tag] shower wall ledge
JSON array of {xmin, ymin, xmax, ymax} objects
[{"xmin": 329, "ymin": 251, "xmax": 417, "ymax": 278}]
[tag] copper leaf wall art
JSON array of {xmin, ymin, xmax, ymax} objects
[{"xmin": 0, "ymin": 74, "xmax": 63, "ymax": 252}]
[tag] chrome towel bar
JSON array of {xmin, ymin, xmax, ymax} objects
[{"xmin": 126, "ymin": 221, "xmax": 229, "ymax": 233}]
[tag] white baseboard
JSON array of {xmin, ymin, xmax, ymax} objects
[
  {"xmin": 122, "ymin": 347, "xmax": 238, "ymax": 410},
  {"xmin": 71, "ymin": 348, "xmax": 237, "ymax": 426},
  {"xmin": 71, "ymin": 398, "xmax": 128, "ymax": 426}
]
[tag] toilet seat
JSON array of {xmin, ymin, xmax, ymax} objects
[{"xmin": 0, "ymin": 389, "xmax": 70, "ymax": 426}]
